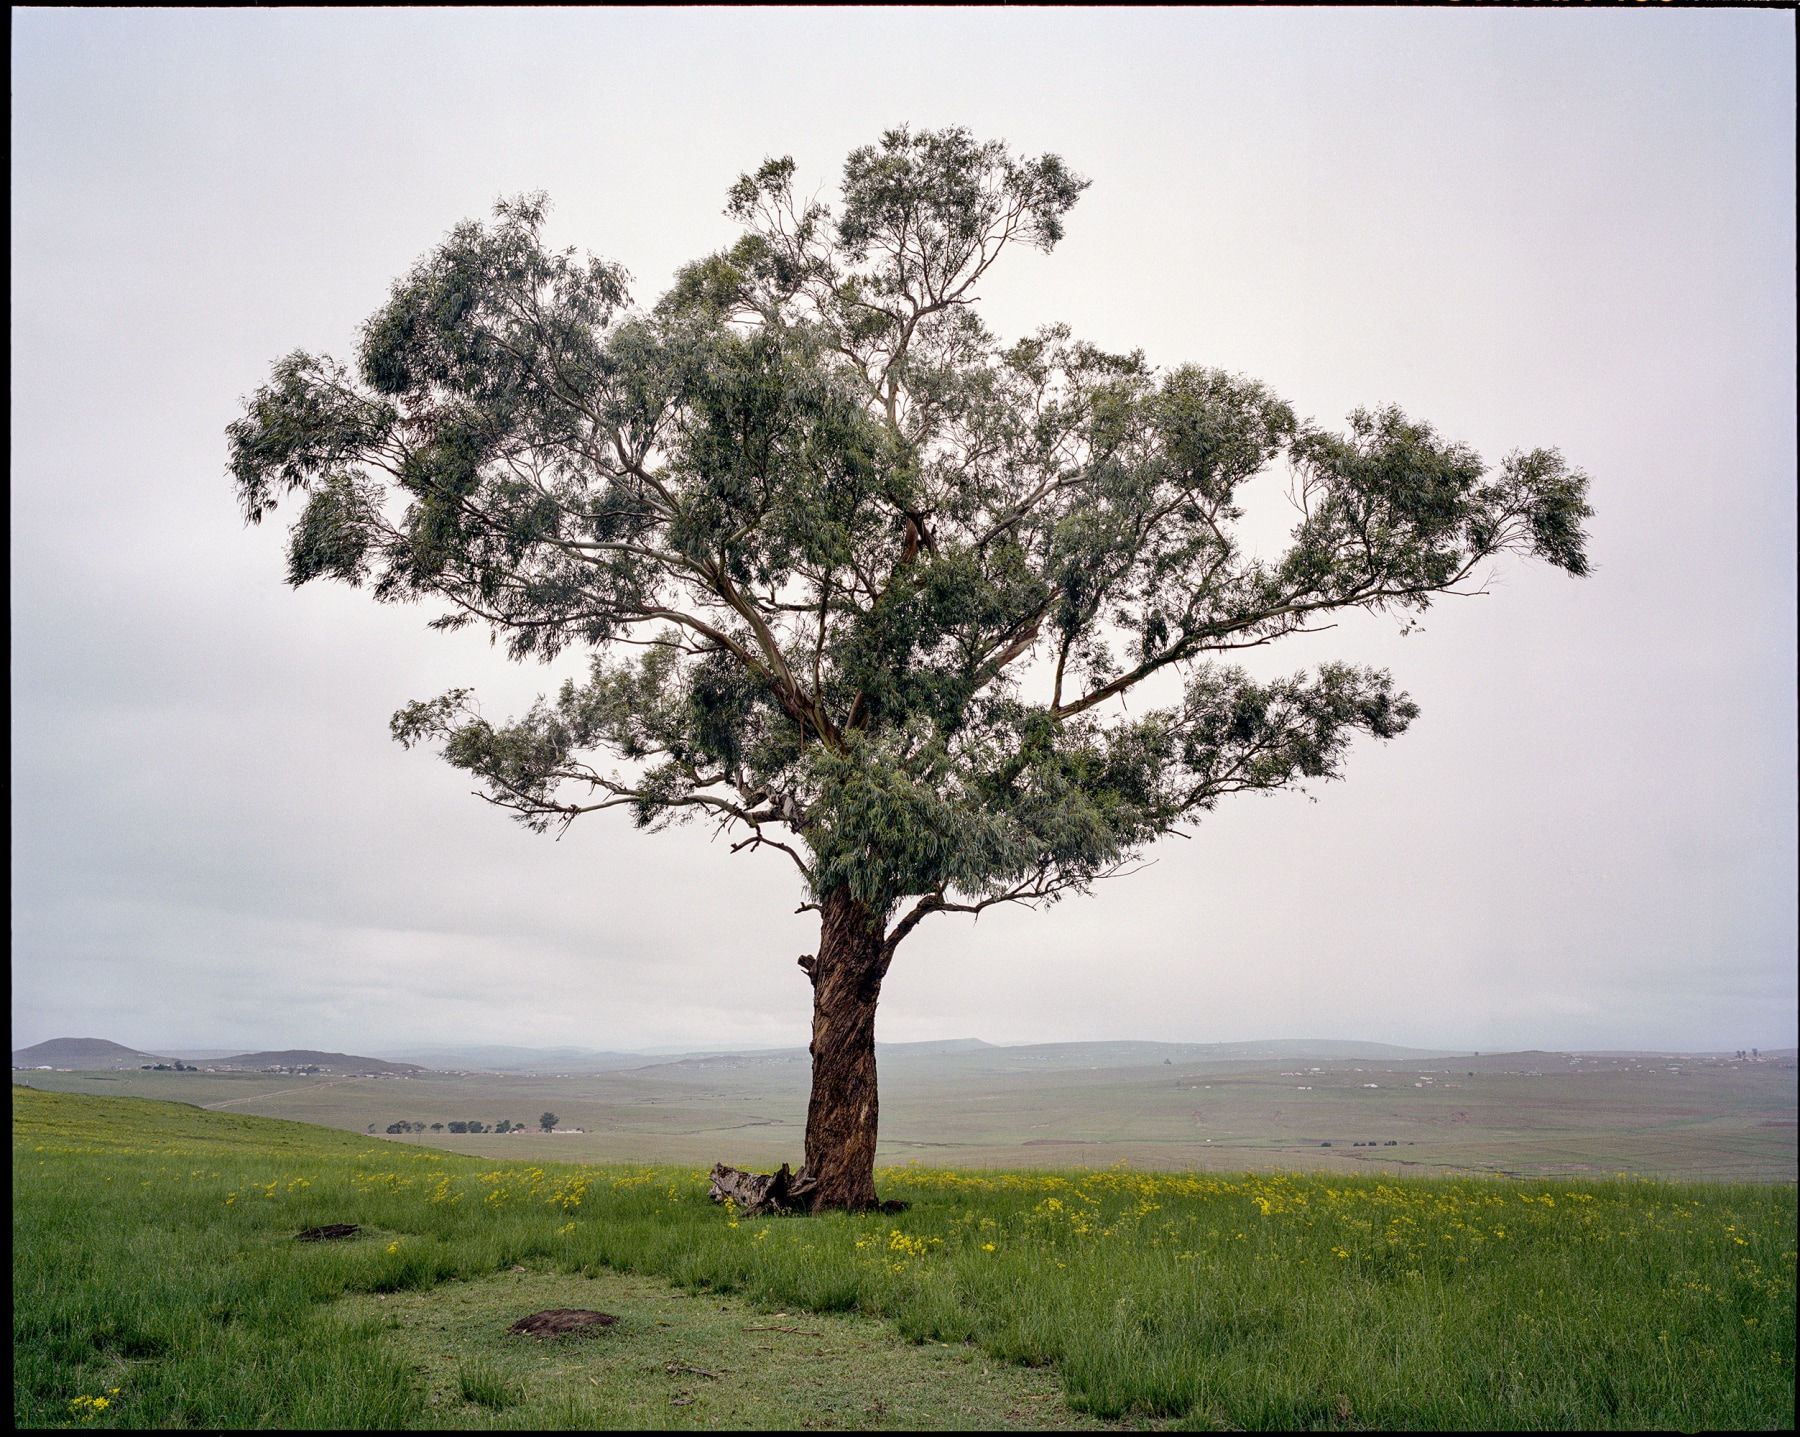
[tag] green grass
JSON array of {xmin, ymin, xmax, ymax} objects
[
  {"xmin": 13, "ymin": 1086, "xmax": 1796, "ymax": 1429},
  {"xmin": 342, "ymin": 1266, "xmax": 1102, "ymax": 1428},
  {"xmin": 455, "ymin": 1364, "xmax": 520, "ymax": 1412}
]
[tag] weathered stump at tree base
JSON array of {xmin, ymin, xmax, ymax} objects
[
  {"xmin": 293, "ymin": 1223, "xmax": 359, "ymax": 1242},
  {"xmin": 508, "ymin": 1309, "xmax": 618, "ymax": 1337},
  {"xmin": 707, "ymin": 1162, "xmax": 908, "ymax": 1215},
  {"xmin": 708, "ymin": 1162, "xmax": 806, "ymax": 1214}
]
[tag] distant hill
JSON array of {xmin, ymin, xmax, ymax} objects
[
  {"xmin": 211, "ymin": 1050, "xmax": 424, "ymax": 1075},
  {"xmin": 10, "ymin": 1038, "xmax": 427, "ymax": 1074},
  {"xmin": 389, "ymin": 1036, "xmax": 1459, "ymax": 1075},
  {"xmin": 389, "ymin": 1046, "xmax": 649, "ymax": 1074},
  {"xmin": 12, "ymin": 1037, "xmax": 169, "ymax": 1069},
  {"xmin": 17, "ymin": 1035, "xmax": 1777, "ymax": 1083},
  {"xmin": 155, "ymin": 1049, "xmax": 249, "ymax": 1062},
  {"xmin": 871, "ymin": 1039, "xmax": 1461, "ymax": 1072},
  {"xmin": 612, "ymin": 1037, "xmax": 1465, "ymax": 1079},
  {"xmin": 880, "ymin": 1038, "xmax": 996, "ymax": 1055}
]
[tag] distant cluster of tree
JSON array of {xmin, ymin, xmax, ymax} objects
[
  {"xmin": 1735, "ymin": 1049, "xmax": 1762, "ymax": 1060},
  {"xmin": 367, "ymin": 1115, "xmax": 566, "ymax": 1136},
  {"xmin": 370, "ymin": 1119, "xmax": 529, "ymax": 1135},
  {"xmin": 141, "ymin": 1062, "xmax": 198, "ymax": 1072}
]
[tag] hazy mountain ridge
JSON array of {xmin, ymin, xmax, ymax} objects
[
  {"xmin": 11, "ymin": 1037, "xmax": 167, "ymax": 1069},
  {"xmin": 11, "ymin": 1039, "xmax": 418, "ymax": 1074},
  {"xmin": 19, "ymin": 1034, "xmax": 1787, "ymax": 1076},
  {"xmin": 206, "ymin": 1050, "xmax": 424, "ymax": 1074},
  {"xmin": 390, "ymin": 1046, "xmax": 653, "ymax": 1073}
]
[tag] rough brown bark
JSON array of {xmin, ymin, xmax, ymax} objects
[
  {"xmin": 793, "ymin": 886, "xmax": 886, "ymax": 1210},
  {"xmin": 707, "ymin": 888, "xmax": 904, "ymax": 1215}
]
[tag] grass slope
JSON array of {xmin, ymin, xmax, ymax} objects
[{"xmin": 13, "ymin": 1087, "xmax": 1795, "ymax": 1430}]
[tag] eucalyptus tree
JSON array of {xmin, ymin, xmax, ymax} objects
[{"xmin": 229, "ymin": 127, "xmax": 1591, "ymax": 1211}]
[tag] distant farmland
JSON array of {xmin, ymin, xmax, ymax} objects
[{"xmin": 16, "ymin": 1044, "xmax": 1795, "ymax": 1183}]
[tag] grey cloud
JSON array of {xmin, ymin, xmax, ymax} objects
[{"xmin": 11, "ymin": 8, "xmax": 1794, "ymax": 1056}]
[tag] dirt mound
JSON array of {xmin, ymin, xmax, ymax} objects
[
  {"xmin": 294, "ymin": 1223, "xmax": 360, "ymax": 1242},
  {"xmin": 509, "ymin": 1309, "xmax": 619, "ymax": 1337}
]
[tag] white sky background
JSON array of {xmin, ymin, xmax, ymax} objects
[{"xmin": 11, "ymin": 8, "xmax": 1795, "ymax": 1056}]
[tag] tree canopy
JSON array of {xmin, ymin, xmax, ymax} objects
[{"xmin": 230, "ymin": 126, "xmax": 1592, "ymax": 952}]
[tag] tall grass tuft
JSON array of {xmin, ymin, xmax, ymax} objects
[{"xmin": 456, "ymin": 1364, "xmax": 520, "ymax": 1410}]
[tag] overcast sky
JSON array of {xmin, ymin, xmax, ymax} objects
[{"xmin": 12, "ymin": 8, "xmax": 1795, "ymax": 1058}]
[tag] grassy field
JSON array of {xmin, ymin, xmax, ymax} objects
[
  {"xmin": 19, "ymin": 1045, "xmax": 1796, "ymax": 1183},
  {"xmin": 14, "ymin": 1086, "xmax": 1795, "ymax": 1430}
]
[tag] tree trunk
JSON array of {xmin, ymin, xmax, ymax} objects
[
  {"xmin": 793, "ymin": 886, "xmax": 886, "ymax": 1211},
  {"xmin": 707, "ymin": 886, "xmax": 901, "ymax": 1216}
]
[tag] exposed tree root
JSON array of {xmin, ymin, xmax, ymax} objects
[{"xmin": 707, "ymin": 1163, "xmax": 906, "ymax": 1216}]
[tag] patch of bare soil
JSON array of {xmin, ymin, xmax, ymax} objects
[{"xmin": 508, "ymin": 1308, "xmax": 619, "ymax": 1337}]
